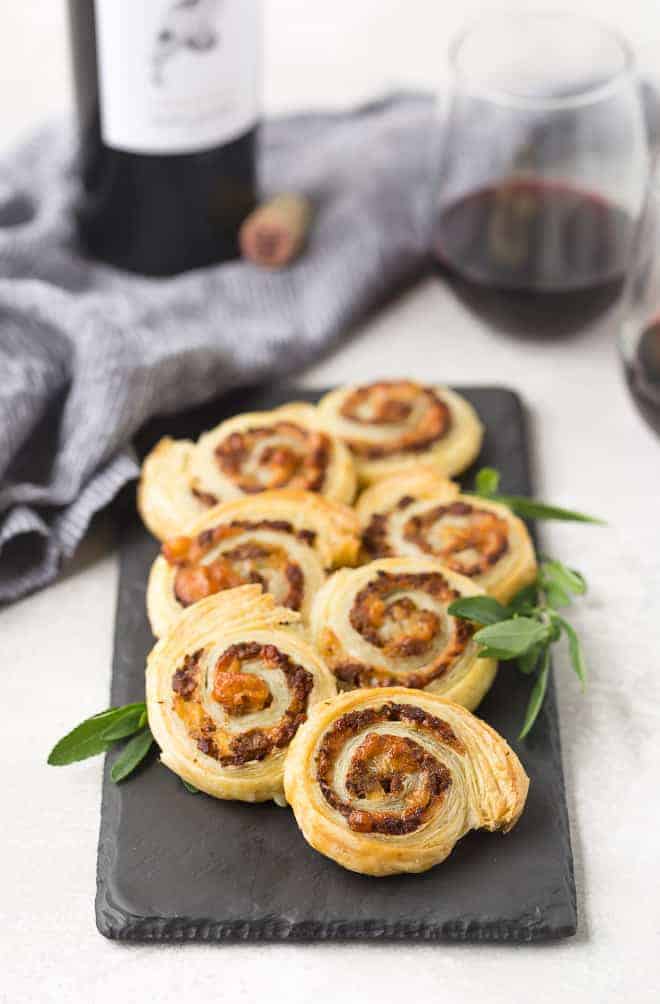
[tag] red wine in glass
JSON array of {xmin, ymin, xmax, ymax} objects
[
  {"xmin": 624, "ymin": 320, "xmax": 660, "ymax": 434},
  {"xmin": 434, "ymin": 180, "xmax": 632, "ymax": 336}
]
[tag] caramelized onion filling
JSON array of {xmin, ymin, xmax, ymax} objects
[
  {"xmin": 162, "ymin": 519, "xmax": 314, "ymax": 609},
  {"xmin": 171, "ymin": 642, "xmax": 314, "ymax": 765},
  {"xmin": 339, "ymin": 382, "xmax": 451, "ymax": 459},
  {"xmin": 332, "ymin": 571, "xmax": 472, "ymax": 688},
  {"xmin": 363, "ymin": 500, "xmax": 510, "ymax": 577},
  {"xmin": 214, "ymin": 422, "xmax": 330, "ymax": 492},
  {"xmin": 316, "ymin": 702, "xmax": 464, "ymax": 834},
  {"xmin": 403, "ymin": 502, "xmax": 509, "ymax": 575}
]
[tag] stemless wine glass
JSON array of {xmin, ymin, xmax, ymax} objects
[
  {"xmin": 433, "ymin": 11, "xmax": 649, "ymax": 336},
  {"xmin": 620, "ymin": 154, "xmax": 660, "ymax": 436}
]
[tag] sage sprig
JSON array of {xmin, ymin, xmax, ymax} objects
[
  {"xmin": 110, "ymin": 727, "xmax": 154, "ymax": 782},
  {"xmin": 471, "ymin": 466, "xmax": 605, "ymax": 525},
  {"xmin": 48, "ymin": 702, "xmax": 153, "ymax": 782},
  {"xmin": 448, "ymin": 556, "xmax": 589, "ymax": 739},
  {"xmin": 48, "ymin": 704, "xmax": 202, "ymax": 790}
]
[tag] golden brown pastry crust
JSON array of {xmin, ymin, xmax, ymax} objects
[
  {"xmin": 139, "ymin": 403, "xmax": 357, "ymax": 541},
  {"xmin": 146, "ymin": 490, "xmax": 361, "ymax": 638},
  {"xmin": 284, "ymin": 687, "xmax": 529, "ymax": 876},
  {"xmin": 137, "ymin": 437, "xmax": 206, "ymax": 541},
  {"xmin": 357, "ymin": 467, "xmax": 537, "ymax": 603},
  {"xmin": 317, "ymin": 382, "xmax": 483, "ymax": 484},
  {"xmin": 146, "ymin": 585, "xmax": 337, "ymax": 804},
  {"xmin": 310, "ymin": 556, "xmax": 497, "ymax": 711}
]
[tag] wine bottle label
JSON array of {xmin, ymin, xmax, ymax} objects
[{"xmin": 94, "ymin": 0, "xmax": 260, "ymax": 154}]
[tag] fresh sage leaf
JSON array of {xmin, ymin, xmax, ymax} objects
[
  {"xmin": 464, "ymin": 465, "xmax": 604, "ymax": 523},
  {"xmin": 182, "ymin": 781, "xmax": 200, "ymax": 794},
  {"xmin": 48, "ymin": 734, "xmax": 112, "ymax": 766},
  {"xmin": 100, "ymin": 704, "xmax": 148, "ymax": 741},
  {"xmin": 475, "ymin": 617, "xmax": 549, "ymax": 658},
  {"xmin": 518, "ymin": 642, "xmax": 544, "ymax": 675},
  {"xmin": 556, "ymin": 616, "xmax": 587, "ymax": 689},
  {"xmin": 541, "ymin": 558, "xmax": 587, "ymax": 596},
  {"xmin": 542, "ymin": 579, "xmax": 573, "ymax": 609},
  {"xmin": 447, "ymin": 595, "xmax": 509, "ymax": 625},
  {"xmin": 476, "ymin": 647, "xmax": 513, "ymax": 661},
  {"xmin": 110, "ymin": 728, "xmax": 154, "ymax": 783},
  {"xmin": 507, "ymin": 583, "xmax": 538, "ymax": 614},
  {"xmin": 548, "ymin": 619, "xmax": 562, "ymax": 643},
  {"xmin": 47, "ymin": 703, "xmax": 147, "ymax": 766},
  {"xmin": 474, "ymin": 467, "xmax": 500, "ymax": 496},
  {"xmin": 493, "ymin": 496, "xmax": 605, "ymax": 525},
  {"xmin": 519, "ymin": 647, "xmax": 551, "ymax": 739}
]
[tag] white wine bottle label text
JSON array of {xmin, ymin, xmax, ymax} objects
[{"xmin": 94, "ymin": 0, "xmax": 260, "ymax": 154}]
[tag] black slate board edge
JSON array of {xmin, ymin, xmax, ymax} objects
[
  {"xmin": 95, "ymin": 904, "xmax": 576, "ymax": 944},
  {"xmin": 95, "ymin": 385, "xmax": 577, "ymax": 944}
]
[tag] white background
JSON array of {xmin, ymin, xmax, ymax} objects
[{"xmin": 2, "ymin": 2, "xmax": 660, "ymax": 1002}]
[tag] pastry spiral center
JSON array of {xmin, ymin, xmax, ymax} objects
[
  {"xmin": 163, "ymin": 519, "xmax": 314, "ymax": 609},
  {"xmin": 330, "ymin": 571, "xmax": 474, "ymax": 689},
  {"xmin": 402, "ymin": 502, "xmax": 510, "ymax": 576},
  {"xmin": 171, "ymin": 643, "xmax": 314, "ymax": 765},
  {"xmin": 353, "ymin": 594, "xmax": 440, "ymax": 658},
  {"xmin": 214, "ymin": 422, "xmax": 330, "ymax": 492},
  {"xmin": 316, "ymin": 702, "xmax": 462, "ymax": 834},
  {"xmin": 339, "ymin": 381, "xmax": 451, "ymax": 458},
  {"xmin": 213, "ymin": 669, "xmax": 272, "ymax": 716}
]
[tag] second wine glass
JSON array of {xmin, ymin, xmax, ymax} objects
[{"xmin": 433, "ymin": 11, "xmax": 648, "ymax": 337}]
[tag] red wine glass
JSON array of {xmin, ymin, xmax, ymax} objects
[
  {"xmin": 433, "ymin": 12, "xmax": 649, "ymax": 337},
  {"xmin": 620, "ymin": 155, "xmax": 660, "ymax": 436}
]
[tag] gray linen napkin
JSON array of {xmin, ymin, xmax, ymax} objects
[{"xmin": 0, "ymin": 94, "xmax": 436, "ymax": 601}]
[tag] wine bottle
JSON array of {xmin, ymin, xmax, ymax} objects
[{"xmin": 67, "ymin": 0, "xmax": 260, "ymax": 276}]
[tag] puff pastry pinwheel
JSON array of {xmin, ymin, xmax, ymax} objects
[
  {"xmin": 146, "ymin": 585, "xmax": 337, "ymax": 804},
  {"xmin": 317, "ymin": 381, "xmax": 483, "ymax": 484},
  {"xmin": 138, "ymin": 403, "xmax": 357, "ymax": 541},
  {"xmin": 357, "ymin": 468, "xmax": 537, "ymax": 604},
  {"xmin": 146, "ymin": 490, "xmax": 361, "ymax": 638},
  {"xmin": 284, "ymin": 687, "xmax": 529, "ymax": 876},
  {"xmin": 310, "ymin": 556, "xmax": 497, "ymax": 711}
]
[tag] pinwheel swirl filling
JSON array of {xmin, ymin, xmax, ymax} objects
[
  {"xmin": 163, "ymin": 520, "xmax": 316, "ymax": 608},
  {"xmin": 339, "ymin": 381, "xmax": 451, "ymax": 458},
  {"xmin": 316, "ymin": 702, "xmax": 464, "ymax": 834},
  {"xmin": 332, "ymin": 571, "xmax": 473, "ymax": 688},
  {"xmin": 171, "ymin": 643, "xmax": 314, "ymax": 766},
  {"xmin": 214, "ymin": 422, "xmax": 331, "ymax": 492},
  {"xmin": 364, "ymin": 501, "xmax": 510, "ymax": 576}
]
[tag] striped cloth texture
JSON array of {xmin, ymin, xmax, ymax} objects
[{"xmin": 0, "ymin": 94, "xmax": 435, "ymax": 601}]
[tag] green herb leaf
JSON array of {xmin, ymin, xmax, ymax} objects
[
  {"xmin": 542, "ymin": 579, "xmax": 573, "ymax": 609},
  {"xmin": 110, "ymin": 728, "xmax": 154, "ymax": 783},
  {"xmin": 182, "ymin": 781, "xmax": 200, "ymax": 794},
  {"xmin": 507, "ymin": 583, "xmax": 538, "ymax": 614},
  {"xmin": 475, "ymin": 617, "xmax": 550, "ymax": 658},
  {"xmin": 474, "ymin": 467, "xmax": 500, "ymax": 496},
  {"xmin": 474, "ymin": 647, "xmax": 509, "ymax": 660},
  {"xmin": 548, "ymin": 618, "xmax": 562, "ymax": 642},
  {"xmin": 47, "ymin": 734, "xmax": 112, "ymax": 766},
  {"xmin": 447, "ymin": 595, "xmax": 510, "ymax": 625},
  {"xmin": 493, "ymin": 496, "xmax": 605, "ymax": 525},
  {"xmin": 518, "ymin": 642, "xmax": 544, "ymax": 675},
  {"xmin": 519, "ymin": 647, "xmax": 551, "ymax": 739},
  {"xmin": 556, "ymin": 616, "xmax": 588, "ymax": 689},
  {"xmin": 541, "ymin": 558, "xmax": 588, "ymax": 596},
  {"xmin": 47, "ymin": 703, "xmax": 147, "ymax": 766},
  {"xmin": 99, "ymin": 704, "xmax": 148, "ymax": 741}
]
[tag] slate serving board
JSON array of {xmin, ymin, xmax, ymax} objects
[{"xmin": 96, "ymin": 385, "xmax": 577, "ymax": 943}]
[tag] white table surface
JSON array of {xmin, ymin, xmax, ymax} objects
[{"xmin": 2, "ymin": 2, "xmax": 660, "ymax": 1002}]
